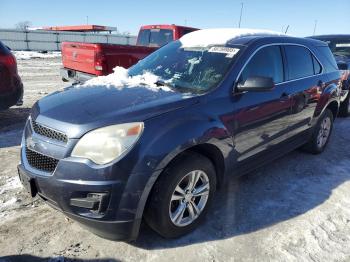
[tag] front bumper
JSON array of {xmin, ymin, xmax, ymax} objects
[
  {"xmin": 18, "ymin": 115, "xmax": 163, "ymax": 240},
  {"xmin": 60, "ymin": 68, "xmax": 94, "ymax": 83},
  {"xmin": 17, "ymin": 163, "xmax": 139, "ymax": 240}
]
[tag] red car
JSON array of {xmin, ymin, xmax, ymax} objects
[
  {"xmin": 0, "ymin": 41, "xmax": 23, "ymax": 110},
  {"xmin": 60, "ymin": 24, "xmax": 198, "ymax": 82}
]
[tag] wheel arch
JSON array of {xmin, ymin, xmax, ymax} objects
[
  {"xmin": 130, "ymin": 142, "xmax": 227, "ymax": 240},
  {"xmin": 326, "ymin": 100, "xmax": 339, "ymax": 120}
]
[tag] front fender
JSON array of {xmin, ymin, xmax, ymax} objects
[
  {"xmin": 132, "ymin": 109, "xmax": 233, "ymax": 174},
  {"xmin": 124, "ymin": 111, "xmax": 234, "ymax": 240}
]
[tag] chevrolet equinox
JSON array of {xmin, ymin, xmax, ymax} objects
[{"xmin": 18, "ymin": 29, "xmax": 341, "ymax": 240}]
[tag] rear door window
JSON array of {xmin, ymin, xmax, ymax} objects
[
  {"xmin": 285, "ymin": 45, "xmax": 314, "ymax": 80},
  {"xmin": 239, "ymin": 45, "xmax": 284, "ymax": 84}
]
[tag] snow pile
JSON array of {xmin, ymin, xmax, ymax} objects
[
  {"xmin": 0, "ymin": 197, "xmax": 17, "ymax": 211},
  {"xmin": 180, "ymin": 28, "xmax": 284, "ymax": 48},
  {"xmin": 81, "ymin": 66, "xmax": 173, "ymax": 92},
  {"xmin": 13, "ymin": 51, "xmax": 61, "ymax": 60},
  {"xmin": 0, "ymin": 176, "xmax": 22, "ymax": 195}
]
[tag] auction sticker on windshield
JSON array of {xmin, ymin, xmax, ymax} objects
[{"xmin": 208, "ymin": 46, "xmax": 240, "ymax": 58}]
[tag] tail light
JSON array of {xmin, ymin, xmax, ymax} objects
[
  {"xmin": 95, "ymin": 52, "xmax": 106, "ymax": 72},
  {"xmin": 0, "ymin": 53, "xmax": 17, "ymax": 74}
]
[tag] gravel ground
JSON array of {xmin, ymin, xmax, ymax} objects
[{"xmin": 0, "ymin": 57, "xmax": 349, "ymax": 262}]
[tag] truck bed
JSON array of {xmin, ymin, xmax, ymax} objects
[{"xmin": 61, "ymin": 42, "xmax": 157, "ymax": 76}]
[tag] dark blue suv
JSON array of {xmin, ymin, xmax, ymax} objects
[{"xmin": 18, "ymin": 29, "xmax": 341, "ymax": 240}]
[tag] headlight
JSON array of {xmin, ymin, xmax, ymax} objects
[{"xmin": 71, "ymin": 122, "xmax": 144, "ymax": 165}]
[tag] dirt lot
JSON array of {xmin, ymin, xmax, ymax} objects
[{"xmin": 0, "ymin": 56, "xmax": 350, "ymax": 262}]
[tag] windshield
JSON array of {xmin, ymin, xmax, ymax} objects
[
  {"xmin": 128, "ymin": 41, "xmax": 240, "ymax": 93},
  {"xmin": 322, "ymin": 38, "xmax": 350, "ymax": 58}
]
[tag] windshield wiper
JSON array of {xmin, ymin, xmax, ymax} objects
[
  {"xmin": 155, "ymin": 80, "xmax": 200, "ymax": 94},
  {"xmin": 155, "ymin": 80, "xmax": 186, "ymax": 92}
]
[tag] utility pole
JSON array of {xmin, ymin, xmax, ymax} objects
[
  {"xmin": 238, "ymin": 2, "xmax": 244, "ymax": 28},
  {"xmin": 313, "ymin": 20, "xmax": 317, "ymax": 35},
  {"xmin": 86, "ymin": 16, "xmax": 89, "ymax": 25}
]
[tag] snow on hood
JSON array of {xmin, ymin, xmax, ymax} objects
[
  {"xmin": 180, "ymin": 28, "xmax": 284, "ymax": 48},
  {"xmin": 80, "ymin": 66, "xmax": 173, "ymax": 92}
]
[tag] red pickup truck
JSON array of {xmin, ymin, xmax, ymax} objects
[{"xmin": 60, "ymin": 24, "xmax": 198, "ymax": 82}]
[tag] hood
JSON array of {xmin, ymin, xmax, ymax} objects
[{"xmin": 32, "ymin": 85, "xmax": 197, "ymax": 138}]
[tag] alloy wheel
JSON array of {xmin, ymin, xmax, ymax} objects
[
  {"xmin": 316, "ymin": 116, "xmax": 331, "ymax": 148},
  {"xmin": 169, "ymin": 170, "xmax": 210, "ymax": 227}
]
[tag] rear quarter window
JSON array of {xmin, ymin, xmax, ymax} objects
[
  {"xmin": 312, "ymin": 56, "xmax": 322, "ymax": 74},
  {"xmin": 316, "ymin": 46, "xmax": 339, "ymax": 73}
]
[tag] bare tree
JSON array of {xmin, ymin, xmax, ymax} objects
[{"xmin": 15, "ymin": 21, "xmax": 32, "ymax": 30}]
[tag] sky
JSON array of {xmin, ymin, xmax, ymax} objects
[{"xmin": 0, "ymin": 0, "xmax": 349, "ymax": 37}]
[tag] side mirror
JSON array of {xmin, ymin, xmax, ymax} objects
[
  {"xmin": 338, "ymin": 63, "xmax": 348, "ymax": 70},
  {"xmin": 237, "ymin": 76, "xmax": 275, "ymax": 92}
]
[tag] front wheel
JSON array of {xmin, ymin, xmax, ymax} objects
[
  {"xmin": 301, "ymin": 108, "xmax": 334, "ymax": 154},
  {"xmin": 144, "ymin": 152, "xmax": 216, "ymax": 238}
]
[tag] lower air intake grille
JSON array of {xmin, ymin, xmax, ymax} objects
[{"xmin": 25, "ymin": 147, "xmax": 59, "ymax": 173}]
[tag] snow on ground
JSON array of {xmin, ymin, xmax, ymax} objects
[
  {"xmin": 0, "ymin": 56, "xmax": 349, "ymax": 262},
  {"xmin": 13, "ymin": 51, "xmax": 61, "ymax": 60},
  {"xmin": 180, "ymin": 28, "xmax": 284, "ymax": 48},
  {"xmin": 0, "ymin": 176, "xmax": 22, "ymax": 195}
]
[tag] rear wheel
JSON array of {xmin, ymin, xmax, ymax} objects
[
  {"xmin": 339, "ymin": 93, "xmax": 350, "ymax": 117},
  {"xmin": 144, "ymin": 152, "xmax": 216, "ymax": 238},
  {"xmin": 302, "ymin": 108, "xmax": 334, "ymax": 154}
]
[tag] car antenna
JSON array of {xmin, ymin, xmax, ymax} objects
[{"xmin": 284, "ymin": 25, "xmax": 290, "ymax": 34}]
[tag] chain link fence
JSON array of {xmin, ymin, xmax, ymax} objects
[{"xmin": 0, "ymin": 29, "xmax": 137, "ymax": 51}]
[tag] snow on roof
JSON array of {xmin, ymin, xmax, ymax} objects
[{"xmin": 180, "ymin": 28, "xmax": 284, "ymax": 48}]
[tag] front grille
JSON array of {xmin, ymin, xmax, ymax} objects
[
  {"xmin": 31, "ymin": 120, "xmax": 68, "ymax": 143},
  {"xmin": 25, "ymin": 147, "xmax": 59, "ymax": 173}
]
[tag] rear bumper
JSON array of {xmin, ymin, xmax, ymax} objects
[
  {"xmin": 60, "ymin": 68, "xmax": 95, "ymax": 83},
  {"xmin": 0, "ymin": 77, "xmax": 23, "ymax": 110}
]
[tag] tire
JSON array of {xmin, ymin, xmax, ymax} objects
[
  {"xmin": 301, "ymin": 108, "xmax": 334, "ymax": 154},
  {"xmin": 0, "ymin": 84, "xmax": 23, "ymax": 110},
  {"xmin": 144, "ymin": 152, "xmax": 216, "ymax": 238},
  {"xmin": 339, "ymin": 93, "xmax": 350, "ymax": 117}
]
